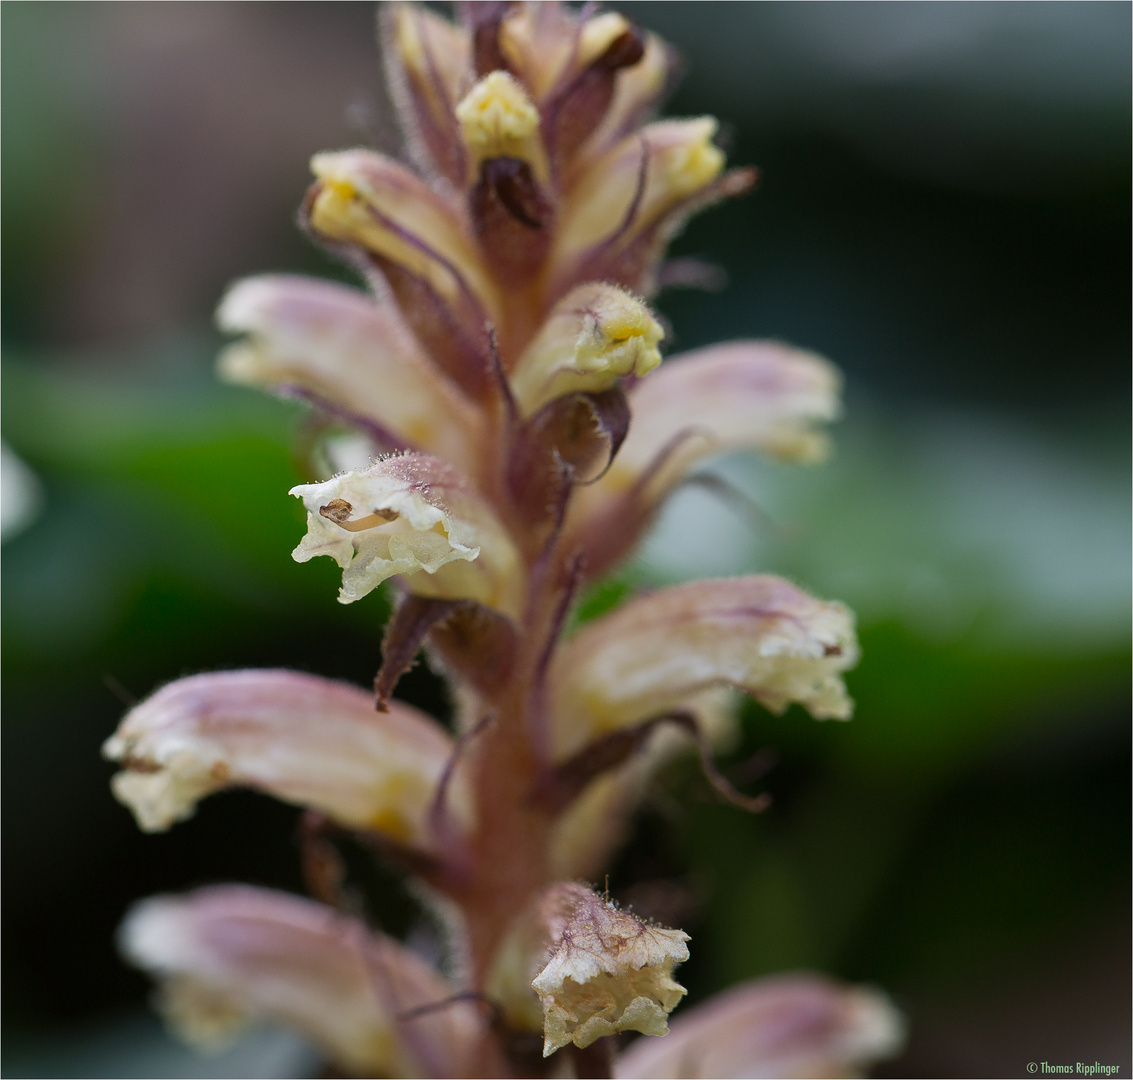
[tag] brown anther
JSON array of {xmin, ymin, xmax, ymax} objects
[
  {"xmin": 319, "ymin": 502, "xmax": 399, "ymax": 532},
  {"xmin": 319, "ymin": 498, "xmax": 354, "ymax": 523}
]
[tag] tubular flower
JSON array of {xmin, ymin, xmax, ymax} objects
[
  {"xmin": 614, "ymin": 974, "xmax": 905, "ymax": 1079},
  {"xmin": 564, "ymin": 340, "xmax": 842, "ymax": 580},
  {"xmin": 217, "ymin": 274, "xmax": 482, "ymax": 463},
  {"xmin": 102, "ymin": 669, "xmax": 469, "ymax": 848},
  {"xmin": 111, "ymin": 3, "xmax": 902, "ymax": 1078},
  {"xmin": 120, "ymin": 885, "xmax": 479, "ymax": 1078},
  {"xmin": 548, "ymin": 576, "xmax": 858, "ymax": 760}
]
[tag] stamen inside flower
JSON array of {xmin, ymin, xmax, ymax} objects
[{"xmin": 319, "ymin": 499, "xmax": 399, "ymax": 531}]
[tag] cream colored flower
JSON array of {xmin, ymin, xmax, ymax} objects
[
  {"xmin": 307, "ymin": 149, "xmax": 496, "ymax": 320},
  {"xmin": 564, "ymin": 340, "xmax": 843, "ymax": 580},
  {"xmin": 102, "ymin": 669, "xmax": 470, "ymax": 848},
  {"xmin": 549, "ymin": 576, "xmax": 858, "ymax": 760},
  {"xmin": 120, "ymin": 885, "xmax": 478, "ymax": 1078},
  {"xmin": 216, "ymin": 274, "xmax": 482, "ymax": 464},
  {"xmin": 614, "ymin": 973, "xmax": 906, "ymax": 1079},
  {"xmin": 531, "ymin": 883, "xmax": 689, "ymax": 1056},
  {"xmin": 290, "ymin": 453, "xmax": 523, "ymax": 617}
]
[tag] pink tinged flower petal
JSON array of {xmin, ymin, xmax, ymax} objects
[
  {"xmin": 614, "ymin": 973, "xmax": 906, "ymax": 1079},
  {"xmin": 102, "ymin": 669, "xmax": 470, "ymax": 847},
  {"xmin": 564, "ymin": 341, "xmax": 842, "ymax": 580},
  {"xmin": 383, "ymin": 3, "xmax": 472, "ymax": 187},
  {"xmin": 616, "ymin": 340, "xmax": 842, "ymax": 490},
  {"xmin": 119, "ymin": 884, "xmax": 479, "ymax": 1078},
  {"xmin": 290, "ymin": 453, "xmax": 525, "ymax": 618},
  {"xmin": 508, "ymin": 282, "xmax": 664, "ymax": 416},
  {"xmin": 216, "ymin": 275, "xmax": 482, "ymax": 463},
  {"xmin": 548, "ymin": 577, "xmax": 859, "ymax": 761}
]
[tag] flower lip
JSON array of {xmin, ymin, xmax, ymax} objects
[
  {"xmin": 530, "ymin": 883, "xmax": 690, "ymax": 1056},
  {"xmin": 290, "ymin": 453, "xmax": 524, "ymax": 617}
]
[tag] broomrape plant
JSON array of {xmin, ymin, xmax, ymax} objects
[{"xmin": 104, "ymin": 4, "xmax": 905, "ymax": 1076}]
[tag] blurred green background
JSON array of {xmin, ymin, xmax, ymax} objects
[{"xmin": 2, "ymin": 3, "xmax": 1129, "ymax": 1077}]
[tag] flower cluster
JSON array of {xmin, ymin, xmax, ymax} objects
[{"xmin": 105, "ymin": 4, "xmax": 903, "ymax": 1076}]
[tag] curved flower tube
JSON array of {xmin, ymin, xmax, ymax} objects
[
  {"xmin": 550, "ymin": 118, "xmax": 753, "ymax": 294},
  {"xmin": 120, "ymin": 885, "xmax": 479, "ymax": 1078},
  {"xmin": 614, "ymin": 973, "xmax": 905, "ymax": 1079},
  {"xmin": 563, "ymin": 340, "xmax": 842, "ymax": 580},
  {"xmin": 102, "ymin": 669, "xmax": 470, "ymax": 848},
  {"xmin": 548, "ymin": 576, "xmax": 858, "ymax": 760},
  {"xmin": 217, "ymin": 274, "xmax": 482, "ymax": 464},
  {"xmin": 307, "ymin": 150, "xmax": 493, "ymax": 316},
  {"xmin": 290, "ymin": 453, "xmax": 524, "ymax": 617}
]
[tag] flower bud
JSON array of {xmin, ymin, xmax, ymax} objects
[
  {"xmin": 384, "ymin": 4, "xmax": 472, "ymax": 186},
  {"xmin": 509, "ymin": 283, "xmax": 663, "ymax": 415},
  {"xmin": 540, "ymin": 13, "xmax": 647, "ymax": 168},
  {"xmin": 578, "ymin": 32, "xmax": 676, "ymax": 161},
  {"xmin": 216, "ymin": 274, "xmax": 482, "ymax": 463},
  {"xmin": 306, "ymin": 151, "xmax": 497, "ymax": 396},
  {"xmin": 548, "ymin": 576, "xmax": 858, "ymax": 760},
  {"xmin": 120, "ymin": 885, "xmax": 478, "ymax": 1077},
  {"xmin": 614, "ymin": 973, "xmax": 905, "ymax": 1079},
  {"xmin": 290, "ymin": 453, "xmax": 524, "ymax": 617},
  {"xmin": 553, "ymin": 118, "xmax": 745, "ymax": 294},
  {"xmin": 456, "ymin": 71, "xmax": 548, "ymax": 184},
  {"xmin": 102, "ymin": 669, "xmax": 470, "ymax": 848},
  {"xmin": 496, "ymin": 4, "xmax": 578, "ymax": 102}
]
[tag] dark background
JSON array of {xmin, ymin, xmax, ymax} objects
[{"xmin": 2, "ymin": 3, "xmax": 1129, "ymax": 1077}]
